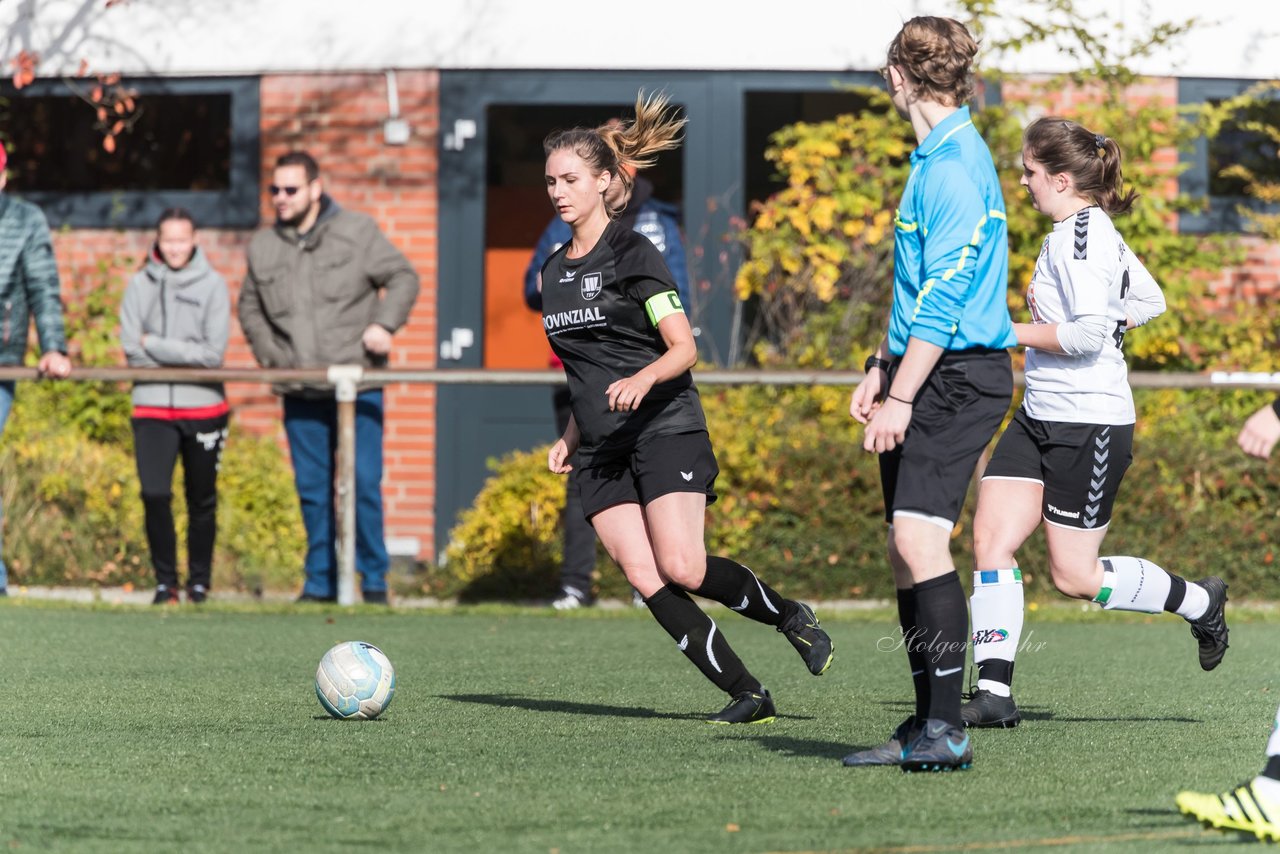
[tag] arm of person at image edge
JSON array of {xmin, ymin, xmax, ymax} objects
[
  {"xmin": 122, "ymin": 253, "xmax": 231, "ymax": 371},
  {"xmin": 1242, "ymin": 396, "xmax": 1280, "ymax": 460},
  {"xmin": 1231, "ymin": 239, "xmax": 1280, "ymax": 454},
  {"xmin": 19, "ymin": 203, "xmax": 71, "ymax": 378},
  {"xmin": 548, "ymin": 271, "xmax": 693, "ymax": 474},
  {"xmin": 1014, "ymin": 230, "xmax": 1166, "ymax": 363},
  {"xmin": 851, "ymin": 160, "xmax": 1010, "ymax": 452}
]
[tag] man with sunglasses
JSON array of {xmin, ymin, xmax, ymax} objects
[{"xmin": 239, "ymin": 150, "xmax": 419, "ymax": 605}]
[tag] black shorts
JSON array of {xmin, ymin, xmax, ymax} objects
[
  {"xmin": 983, "ymin": 408, "xmax": 1133, "ymax": 530},
  {"xmin": 879, "ymin": 348, "xmax": 1012, "ymax": 526},
  {"xmin": 578, "ymin": 430, "xmax": 720, "ymax": 520}
]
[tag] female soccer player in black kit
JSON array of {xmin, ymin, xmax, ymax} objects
[{"xmin": 540, "ymin": 92, "xmax": 833, "ymax": 724}]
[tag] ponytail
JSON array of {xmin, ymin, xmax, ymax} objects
[
  {"xmin": 544, "ymin": 90, "xmax": 686, "ymax": 219},
  {"xmin": 1023, "ymin": 117, "xmax": 1138, "ymax": 216}
]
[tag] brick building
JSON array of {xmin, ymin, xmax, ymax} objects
[{"xmin": 0, "ymin": 0, "xmax": 1276, "ymax": 564}]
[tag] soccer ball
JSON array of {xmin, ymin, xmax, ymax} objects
[{"xmin": 315, "ymin": 641, "xmax": 396, "ymax": 720}]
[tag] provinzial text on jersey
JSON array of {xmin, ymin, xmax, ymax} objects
[{"xmin": 544, "ymin": 306, "xmax": 607, "ymax": 332}]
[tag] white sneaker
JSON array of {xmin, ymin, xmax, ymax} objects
[
  {"xmin": 552, "ymin": 587, "xmax": 591, "ymax": 610},
  {"xmin": 552, "ymin": 593, "xmax": 584, "ymax": 610}
]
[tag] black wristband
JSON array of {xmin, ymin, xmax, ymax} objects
[
  {"xmin": 864, "ymin": 355, "xmax": 893, "ymax": 374},
  {"xmin": 1271, "ymin": 397, "xmax": 1280, "ymax": 419},
  {"xmin": 887, "ymin": 392, "xmax": 913, "ymax": 405}
]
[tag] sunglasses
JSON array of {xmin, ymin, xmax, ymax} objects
[{"xmin": 268, "ymin": 185, "xmax": 303, "ymax": 197}]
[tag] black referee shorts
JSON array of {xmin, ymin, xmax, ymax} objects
[
  {"xmin": 578, "ymin": 430, "xmax": 720, "ymax": 521},
  {"xmin": 983, "ymin": 408, "xmax": 1133, "ymax": 530},
  {"xmin": 879, "ymin": 348, "xmax": 1012, "ymax": 526}
]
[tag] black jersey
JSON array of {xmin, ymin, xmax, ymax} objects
[{"xmin": 541, "ymin": 220, "xmax": 706, "ymax": 466}]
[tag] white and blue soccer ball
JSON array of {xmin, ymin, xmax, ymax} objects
[{"xmin": 315, "ymin": 641, "xmax": 396, "ymax": 720}]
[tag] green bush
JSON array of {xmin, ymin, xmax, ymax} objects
[
  {"xmin": 440, "ymin": 386, "xmax": 1280, "ymax": 601},
  {"xmin": 0, "ymin": 380, "xmax": 306, "ymax": 591},
  {"xmin": 0, "ymin": 250, "xmax": 305, "ymax": 591},
  {"xmin": 435, "ymin": 448, "xmax": 623, "ymax": 601}
]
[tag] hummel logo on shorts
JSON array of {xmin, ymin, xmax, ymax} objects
[
  {"xmin": 677, "ymin": 634, "xmax": 689, "ymax": 651},
  {"xmin": 680, "ymin": 470, "xmax": 693, "ymax": 481}
]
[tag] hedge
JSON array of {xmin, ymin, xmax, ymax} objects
[
  {"xmin": 1, "ymin": 381, "xmax": 306, "ymax": 592},
  {"xmin": 434, "ymin": 385, "xmax": 1280, "ymax": 602}
]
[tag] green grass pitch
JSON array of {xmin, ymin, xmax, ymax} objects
[{"xmin": 0, "ymin": 600, "xmax": 1272, "ymax": 852}]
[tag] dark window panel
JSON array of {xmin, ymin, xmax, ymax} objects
[
  {"xmin": 1179, "ymin": 77, "xmax": 1280, "ymax": 234},
  {"xmin": 0, "ymin": 76, "xmax": 259, "ymax": 229},
  {"xmin": 8, "ymin": 93, "xmax": 232, "ymax": 193}
]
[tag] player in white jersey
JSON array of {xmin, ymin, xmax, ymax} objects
[{"xmin": 960, "ymin": 117, "xmax": 1229, "ymax": 729}]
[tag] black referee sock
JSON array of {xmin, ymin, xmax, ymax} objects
[
  {"xmin": 645, "ymin": 584, "xmax": 760, "ymax": 698},
  {"xmin": 693, "ymin": 556, "xmax": 793, "ymax": 627},
  {"xmin": 914, "ymin": 571, "xmax": 968, "ymax": 730},
  {"xmin": 897, "ymin": 587, "xmax": 930, "ymax": 721}
]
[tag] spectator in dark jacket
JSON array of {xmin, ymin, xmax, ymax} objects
[
  {"xmin": 0, "ymin": 144, "xmax": 71, "ymax": 596},
  {"xmin": 238, "ymin": 150, "xmax": 419, "ymax": 605},
  {"xmin": 120, "ymin": 208, "xmax": 230, "ymax": 605},
  {"xmin": 522, "ymin": 171, "xmax": 689, "ymax": 609}
]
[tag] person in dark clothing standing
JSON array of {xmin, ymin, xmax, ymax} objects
[
  {"xmin": 0, "ymin": 144, "xmax": 72, "ymax": 597},
  {"xmin": 238, "ymin": 151, "xmax": 419, "ymax": 605},
  {"xmin": 120, "ymin": 208, "xmax": 230, "ymax": 604},
  {"xmin": 541, "ymin": 92, "xmax": 832, "ymax": 724},
  {"xmin": 524, "ymin": 170, "xmax": 690, "ymax": 609}
]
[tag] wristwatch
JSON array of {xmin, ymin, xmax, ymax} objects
[{"xmin": 864, "ymin": 355, "xmax": 893, "ymax": 374}]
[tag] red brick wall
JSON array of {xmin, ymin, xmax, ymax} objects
[
  {"xmin": 1208, "ymin": 237, "xmax": 1280, "ymax": 304},
  {"xmin": 1000, "ymin": 75, "xmax": 1280, "ymax": 306},
  {"xmin": 1000, "ymin": 76, "xmax": 1185, "ymax": 201},
  {"xmin": 49, "ymin": 70, "xmax": 440, "ymax": 561}
]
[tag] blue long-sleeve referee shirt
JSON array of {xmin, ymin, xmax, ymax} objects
[{"xmin": 886, "ymin": 106, "xmax": 1016, "ymax": 356}]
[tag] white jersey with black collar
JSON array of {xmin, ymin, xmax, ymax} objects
[{"xmin": 1022, "ymin": 206, "xmax": 1164, "ymax": 425}]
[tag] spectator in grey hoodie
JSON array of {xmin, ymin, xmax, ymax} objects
[{"xmin": 120, "ymin": 208, "xmax": 230, "ymax": 604}]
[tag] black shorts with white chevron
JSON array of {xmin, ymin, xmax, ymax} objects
[{"xmin": 982, "ymin": 407, "xmax": 1134, "ymax": 530}]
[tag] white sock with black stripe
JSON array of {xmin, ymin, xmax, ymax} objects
[
  {"xmin": 1259, "ymin": 704, "xmax": 1280, "ymax": 794},
  {"xmin": 970, "ymin": 567, "xmax": 1024, "ymax": 698},
  {"xmin": 1094, "ymin": 556, "xmax": 1209, "ymax": 619}
]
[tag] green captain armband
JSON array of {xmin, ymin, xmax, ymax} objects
[{"xmin": 644, "ymin": 291, "xmax": 684, "ymax": 327}]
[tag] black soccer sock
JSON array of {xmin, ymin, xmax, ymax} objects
[
  {"xmin": 646, "ymin": 584, "xmax": 761, "ymax": 697},
  {"xmin": 1264, "ymin": 755, "xmax": 1280, "ymax": 783},
  {"xmin": 693, "ymin": 555, "xmax": 793, "ymax": 627},
  {"xmin": 913, "ymin": 571, "xmax": 968, "ymax": 729},
  {"xmin": 897, "ymin": 587, "xmax": 930, "ymax": 721}
]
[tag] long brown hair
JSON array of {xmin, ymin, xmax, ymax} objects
[
  {"xmin": 887, "ymin": 16, "xmax": 979, "ymax": 107},
  {"xmin": 1023, "ymin": 117, "xmax": 1138, "ymax": 216},
  {"xmin": 543, "ymin": 91, "xmax": 686, "ymax": 219}
]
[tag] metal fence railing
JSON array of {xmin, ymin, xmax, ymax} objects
[{"xmin": 1, "ymin": 364, "xmax": 1276, "ymax": 606}]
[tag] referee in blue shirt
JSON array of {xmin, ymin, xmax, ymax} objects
[{"xmin": 844, "ymin": 16, "xmax": 1016, "ymax": 773}]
